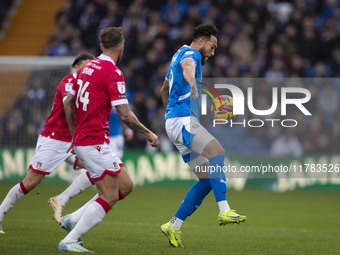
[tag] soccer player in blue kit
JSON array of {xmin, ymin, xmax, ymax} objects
[{"xmin": 160, "ymin": 24, "xmax": 247, "ymax": 247}]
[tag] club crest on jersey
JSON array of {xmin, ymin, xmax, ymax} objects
[
  {"xmin": 117, "ymin": 82, "xmax": 125, "ymax": 94},
  {"xmin": 65, "ymin": 83, "xmax": 72, "ymax": 92},
  {"xmin": 96, "ymin": 146, "xmax": 101, "ymax": 152},
  {"xmin": 36, "ymin": 162, "xmax": 42, "ymax": 170},
  {"xmin": 113, "ymin": 162, "xmax": 119, "ymax": 170}
]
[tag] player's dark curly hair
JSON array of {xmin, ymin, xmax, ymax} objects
[
  {"xmin": 193, "ymin": 24, "xmax": 218, "ymax": 40},
  {"xmin": 99, "ymin": 27, "xmax": 124, "ymax": 50},
  {"xmin": 72, "ymin": 53, "xmax": 95, "ymax": 67}
]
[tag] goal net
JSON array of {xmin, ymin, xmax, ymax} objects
[{"xmin": 0, "ymin": 56, "xmax": 74, "ymax": 148}]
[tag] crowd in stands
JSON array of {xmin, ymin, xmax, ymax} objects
[
  {"xmin": 0, "ymin": 0, "xmax": 15, "ymax": 39},
  {"xmin": 2, "ymin": 0, "xmax": 340, "ymax": 156}
]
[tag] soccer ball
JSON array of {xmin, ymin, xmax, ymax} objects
[{"xmin": 212, "ymin": 95, "xmax": 236, "ymax": 120}]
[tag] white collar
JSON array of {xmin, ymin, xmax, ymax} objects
[
  {"xmin": 99, "ymin": 54, "xmax": 115, "ymax": 65},
  {"xmin": 72, "ymin": 72, "xmax": 77, "ymax": 79}
]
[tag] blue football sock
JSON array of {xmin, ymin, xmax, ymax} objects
[
  {"xmin": 174, "ymin": 179, "xmax": 211, "ymax": 221},
  {"xmin": 208, "ymin": 155, "xmax": 227, "ymax": 202}
]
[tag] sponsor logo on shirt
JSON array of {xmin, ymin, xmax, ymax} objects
[
  {"xmin": 185, "ymin": 51, "xmax": 194, "ymax": 55},
  {"xmin": 117, "ymin": 82, "xmax": 125, "ymax": 94},
  {"xmin": 91, "ymin": 63, "xmax": 102, "ymax": 70}
]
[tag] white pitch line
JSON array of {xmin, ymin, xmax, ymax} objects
[{"xmin": 4, "ymin": 218, "xmax": 340, "ymax": 234}]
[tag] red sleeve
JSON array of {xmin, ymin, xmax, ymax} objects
[
  {"xmin": 69, "ymin": 78, "xmax": 76, "ymax": 96},
  {"xmin": 71, "ymin": 76, "xmax": 79, "ymax": 97},
  {"xmin": 61, "ymin": 78, "xmax": 74, "ymax": 101},
  {"xmin": 107, "ymin": 68, "xmax": 128, "ymax": 107}
]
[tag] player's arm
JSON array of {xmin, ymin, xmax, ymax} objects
[
  {"xmin": 160, "ymin": 79, "xmax": 169, "ymax": 108},
  {"xmin": 181, "ymin": 59, "xmax": 198, "ymax": 99},
  {"xmin": 116, "ymin": 104, "xmax": 159, "ymax": 147},
  {"xmin": 63, "ymin": 94, "xmax": 76, "ymax": 136}
]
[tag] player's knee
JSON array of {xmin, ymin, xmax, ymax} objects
[
  {"xmin": 203, "ymin": 139, "xmax": 225, "ymax": 158},
  {"xmin": 208, "ymin": 146, "xmax": 225, "ymax": 158},
  {"xmin": 120, "ymin": 179, "xmax": 134, "ymax": 197},
  {"xmin": 126, "ymin": 179, "xmax": 134, "ymax": 194},
  {"xmin": 215, "ymin": 146, "xmax": 225, "ymax": 157},
  {"xmin": 212, "ymin": 141, "xmax": 225, "ymax": 157},
  {"xmin": 101, "ymin": 193, "xmax": 119, "ymax": 207}
]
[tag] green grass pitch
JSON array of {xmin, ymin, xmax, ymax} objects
[{"xmin": 0, "ymin": 182, "xmax": 339, "ymax": 255}]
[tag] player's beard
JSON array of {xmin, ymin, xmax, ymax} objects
[{"xmin": 199, "ymin": 47, "xmax": 208, "ymax": 65}]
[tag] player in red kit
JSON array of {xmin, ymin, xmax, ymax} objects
[
  {"xmin": 58, "ymin": 27, "xmax": 159, "ymax": 253},
  {"xmin": 0, "ymin": 53, "xmax": 94, "ymax": 234}
]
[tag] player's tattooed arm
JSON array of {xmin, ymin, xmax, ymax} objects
[
  {"xmin": 63, "ymin": 94, "xmax": 76, "ymax": 136},
  {"xmin": 116, "ymin": 104, "xmax": 159, "ymax": 147},
  {"xmin": 116, "ymin": 104, "xmax": 149, "ymax": 134},
  {"xmin": 160, "ymin": 79, "xmax": 169, "ymax": 108},
  {"xmin": 181, "ymin": 59, "xmax": 198, "ymax": 99}
]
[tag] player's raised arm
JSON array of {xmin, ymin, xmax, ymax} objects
[
  {"xmin": 63, "ymin": 94, "xmax": 76, "ymax": 136},
  {"xmin": 181, "ymin": 59, "xmax": 198, "ymax": 99},
  {"xmin": 160, "ymin": 79, "xmax": 169, "ymax": 108},
  {"xmin": 116, "ymin": 104, "xmax": 159, "ymax": 147}
]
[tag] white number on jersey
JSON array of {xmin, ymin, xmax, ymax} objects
[
  {"xmin": 168, "ymin": 69, "xmax": 174, "ymax": 93},
  {"xmin": 76, "ymin": 79, "xmax": 90, "ymax": 111}
]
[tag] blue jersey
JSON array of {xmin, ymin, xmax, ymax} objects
[
  {"xmin": 164, "ymin": 45, "xmax": 202, "ymax": 120},
  {"xmin": 109, "ymin": 91, "xmax": 132, "ymax": 137}
]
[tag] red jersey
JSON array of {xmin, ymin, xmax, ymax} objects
[
  {"xmin": 40, "ymin": 73, "xmax": 76, "ymax": 142},
  {"xmin": 71, "ymin": 54, "xmax": 128, "ymax": 146}
]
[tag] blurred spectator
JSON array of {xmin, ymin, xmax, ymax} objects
[
  {"xmin": 0, "ymin": 0, "xmax": 14, "ymax": 34},
  {"xmin": 317, "ymin": 84, "xmax": 339, "ymax": 118},
  {"xmin": 51, "ymin": 13, "xmax": 75, "ymax": 46},
  {"xmin": 270, "ymin": 129, "xmax": 303, "ymax": 158}
]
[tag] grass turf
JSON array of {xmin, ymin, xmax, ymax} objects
[{"xmin": 0, "ymin": 182, "xmax": 339, "ymax": 255}]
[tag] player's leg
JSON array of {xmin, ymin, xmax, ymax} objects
[
  {"xmin": 48, "ymin": 156, "xmax": 94, "ymax": 223},
  {"xmin": 0, "ymin": 169, "xmax": 45, "ymax": 234},
  {"xmin": 50, "ymin": 135, "xmax": 126, "ymax": 222},
  {"xmin": 58, "ymin": 143, "xmax": 123, "ymax": 252},
  {"xmin": 59, "ymin": 174, "xmax": 118, "ymax": 253},
  {"xmin": 0, "ymin": 135, "xmax": 69, "ymax": 233},
  {"xmin": 60, "ymin": 194, "xmax": 99, "ymax": 233},
  {"xmin": 51, "ymin": 158, "xmax": 93, "ymax": 205},
  {"xmin": 163, "ymin": 117, "xmax": 246, "ymax": 230},
  {"xmin": 108, "ymin": 134, "xmax": 133, "ymax": 198},
  {"xmin": 170, "ymin": 160, "xmax": 211, "ymax": 226},
  {"xmin": 161, "ymin": 161, "xmax": 212, "ymax": 247},
  {"xmin": 60, "ymin": 167, "xmax": 133, "ymax": 232},
  {"xmin": 161, "ymin": 117, "xmax": 212, "ymax": 246},
  {"xmin": 189, "ymin": 117, "xmax": 246, "ymax": 224}
]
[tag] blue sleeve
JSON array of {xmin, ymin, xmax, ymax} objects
[{"xmin": 180, "ymin": 50, "xmax": 201, "ymax": 66}]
